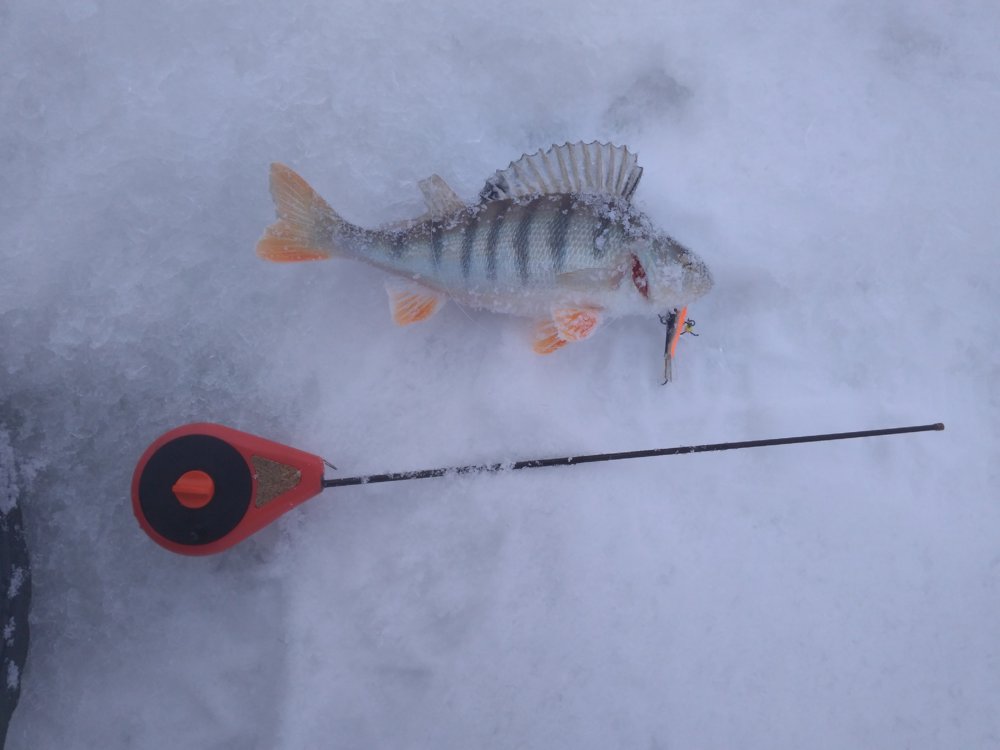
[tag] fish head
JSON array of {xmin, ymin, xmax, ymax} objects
[{"xmin": 627, "ymin": 232, "xmax": 713, "ymax": 308}]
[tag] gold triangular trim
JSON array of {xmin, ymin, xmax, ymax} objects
[{"xmin": 252, "ymin": 455, "xmax": 302, "ymax": 508}]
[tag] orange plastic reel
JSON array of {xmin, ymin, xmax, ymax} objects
[{"xmin": 131, "ymin": 423, "xmax": 325, "ymax": 555}]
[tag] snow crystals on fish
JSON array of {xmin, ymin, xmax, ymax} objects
[{"xmin": 256, "ymin": 141, "xmax": 713, "ymax": 360}]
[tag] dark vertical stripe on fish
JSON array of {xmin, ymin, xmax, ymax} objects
[
  {"xmin": 430, "ymin": 221, "xmax": 444, "ymax": 269},
  {"xmin": 513, "ymin": 200, "xmax": 538, "ymax": 284},
  {"xmin": 592, "ymin": 206, "xmax": 613, "ymax": 259},
  {"xmin": 389, "ymin": 230, "xmax": 407, "ymax": 259},
  {"xmin": 484, "ymin": 201, "xmax": 510, "ymax": 281},
  {"xmin": 460, "ymin": 211, "xmax": 478, "ymax": 279},
  {"xmin": 549, "ymin": 194, "xmax": 574, "ymax": 272}
]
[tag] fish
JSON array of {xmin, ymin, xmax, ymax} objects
[{"xmin": 256, "ymin": 141, "xmax": 712, "ymax": 373}]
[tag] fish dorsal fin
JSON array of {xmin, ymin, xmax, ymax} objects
[
  {"xmin": 418, "ymin": 174, "xmax": 465, "ymax": 219},
  {"xmin": 480, "ymin": 141, "xmax": 643, "ymax": 203}
]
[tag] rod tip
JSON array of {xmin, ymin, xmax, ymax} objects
[{"xmin": 933, "ymin": 422, "xmax": 945, "ymax": 431}]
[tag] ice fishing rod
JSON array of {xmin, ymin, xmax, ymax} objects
[{"xmin": 132, "ymin": 421, "xmax": 944, "ymax": 556}]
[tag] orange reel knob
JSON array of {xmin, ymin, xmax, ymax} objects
[{"xmin": 172, "ymin": 470, "xmax": 215, "ymax": 509}]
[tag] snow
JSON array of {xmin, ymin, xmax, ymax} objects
[
  {"xmin": 2, "ymin": 0, "xmax": 999, "ymax": 748},
  {"xmin": 3, "ymin": 570, "xmax": 24, "ymax": 604}
]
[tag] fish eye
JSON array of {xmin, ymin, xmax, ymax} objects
[{"xmin": 660, "ymin": 236, "xmax": 694, "ymax": 268}]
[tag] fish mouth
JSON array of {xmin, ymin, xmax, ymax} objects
[{"xmin": 680, "ymin": 251, "xmax": 713, "ymax": 297}]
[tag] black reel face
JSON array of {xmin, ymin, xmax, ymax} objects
[{"xmin": 136, "ymin": 434, "xmax": 253, "ymax": 547}]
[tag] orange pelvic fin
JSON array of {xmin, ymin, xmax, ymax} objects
[
  {"xmin": 387, "ymin": 282, "xmax": 445, "ymax": 325},
  {"xmin": 256, "ymin": 163, "xmax": 339, "ymax": 263},
  {"xmin": 553, "ymin": 307, "xmax": 603, "ymax": 342},
  {"xmin": 533, "ymin": 321, "xmax": 568, "ymax": 354}
]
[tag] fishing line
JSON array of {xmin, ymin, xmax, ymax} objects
[{"xmin": 321, "ymin": 423, "xmax": 945, "ymax": 487}]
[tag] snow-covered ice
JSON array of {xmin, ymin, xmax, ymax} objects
[{"xmin": 2, "ymin": 1, "xmax": 998, "ymax": 747}]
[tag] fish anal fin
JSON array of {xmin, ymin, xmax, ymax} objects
[
  {"xmin": 387, "ymin": 281, "xmax": 446, "ymax": 326},
  {"xmin": 533, "ymin": 321, "xmax": 568, "ymax": 354},
  {"xmin": 418, "ymin": 174, "xmax": 465, "ymax": 219},
  {"xmin": 553, "ymin": 307, "xmax": 603, "ymax": 342}
]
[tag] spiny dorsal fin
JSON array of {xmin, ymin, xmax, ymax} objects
[
  {"xmin": 418, "ymin": 174, "xmax": 465, "ymax": 219},
  {"xmin": 480, "ymin": 141, "xmax": 643, "ymax": 203}
]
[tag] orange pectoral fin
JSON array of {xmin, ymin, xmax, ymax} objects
[
  {"xmin": 533, "ymin": 321, "xmax": 568, "ymax": 354},
  {"xmin": 553, "ymin": 307, "xmax": 603, "ymax": 342},
  {"xmin": 387, "ymin": 285, "xmax": 444, "ymax": 325}
]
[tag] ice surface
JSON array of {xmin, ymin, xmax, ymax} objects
[
  {"xmin": 0, "ymin": 431, "xmax": 17, "ymax": 517},
  {"xmin": 2, "ymin": 0, "xmax": 999, "ymax": 748}
]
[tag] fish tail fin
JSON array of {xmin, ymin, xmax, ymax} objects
[{"xmin": 256, "ymin": 163, "xmax": 350, "ymax": 262}]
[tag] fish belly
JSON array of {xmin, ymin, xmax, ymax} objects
[{"xmin": 366, "ymin": 196, "xmax": 629, "ymax": 317}]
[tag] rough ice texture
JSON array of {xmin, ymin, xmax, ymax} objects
[
  {"xmin": 0, "ymin": 431, "xmax": 17, "ymax": 516},
  {"xmin": 2, "ymin": 0, "xmax": 999, "ymax": 748},
  {"xmin": 4, "ymin": 570, "xmax": 24, "ymax": 603}
]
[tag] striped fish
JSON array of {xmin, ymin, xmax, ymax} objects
[{"xmin": 257, "ymin": 142, "xmax": 712, "ymax": 358}]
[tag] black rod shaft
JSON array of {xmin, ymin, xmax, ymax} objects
[{"xmin": 321, "ymin": 423, "xmax": 944, "ymax": 489}]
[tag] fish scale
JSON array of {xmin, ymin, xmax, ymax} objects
[{"xmin": 365, "ymin": 196, "xmax": 617, "ymax": 293}]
